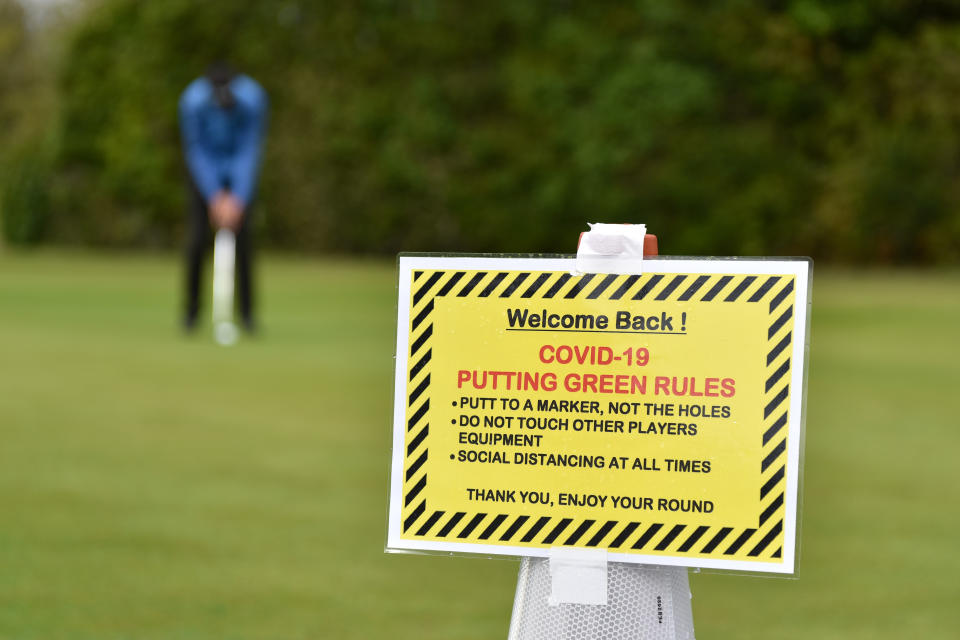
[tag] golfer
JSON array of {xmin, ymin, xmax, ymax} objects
[{"xmin": 179, "ymin": 62, "xmax": 267, "ymax": 332}]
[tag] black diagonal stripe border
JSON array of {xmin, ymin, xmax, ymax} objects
[
  {"xmin": 521, "ymin": 273, "xmax": 551, "ymax": 298},
  {"xmin": 400, "ymin": 269, "xmax": 797, "ymax": 562},
  {"xmin": 542, "ymin": 518, "xmax": 573, "ymax": 544},
  {"xmin": 609, "ymin": 275, "xmax": 640, "ymax": 300},
  {"xmin": 563, "ymin": 520, "xmax": 595, "ymax": 546},
  {"xmin": 609, "ymin": 522, "xmax": 640, "ymax": 548},
  {"xmin": 478, "ymin": 272, "xmax": 508, "ymax": 297},
  {"xmin": 435, "ymin": 271, "xmax": 465, "ymax": 297},
  {"xmin": 748, "ymin": 276, "xmax": 781, "ymax": 302},
  {"xmin": 677, "ymin": 526, "xmax": 710, "ymax": 552},
  {"xmin": 631, "ymin": 523, "xmax": 664, "ymax": 549},
  {"xmin": 478, "ymin": 514, "xmax": 508, "ymax": 540},
  {"xmin": 500, "ymin": 273, "xmax": 530, "ymax": 298},
  {"xmin": 701, "ymin": 275, "xmax": 733, "ymax": 301},
  {"xmin": 410, "ymin": 299, "xmax": 434, "ymax": 332},
  {"xmin": 521, "ymin": 517, "xmax": 552, "ymax": 543},
  {"xmin": 678, "ymin": 275, "xmax": 710, "ymax": 301},
  {"xmin": 748, "ymin": 520, "xmax": 783, "ymax": 557},
  {"xmin": 416, "ymin": 510, "xmax": 445, "ymax": 536},
  {"xmin": 564, "ymin": 273, "xmax": 596, "ymax": 299},
  {"xmin": 655, "ymin": 275, "xmax": 687, "ymax": 301},
  {"xmin": 585, "ymin": 521, "xmax": 617, "ymax": 547},
  {"xmin": 458, "ymin": 513, "xmax": 487, "ymax": 539},
  {"xmin": 437, "ymin": 512, "xmax": 467, "ymax": 537},
  {"xmin": 542, "ymin": 273, "xmax": 572, "ymax": 298},
  {"xmin": 587, "ymin": 274, "xmax": 619, "ymax": 299},
  {"xmin": 499, "ymin": 516, "xmax": 530, "ymax": 542},
  {"xmin": 724, "ymin": 275, "xmax": 756, "ymax": 302},
  {"xmin": 655, "ymin": 524, "xmax": 686, "ymax": 551},
  {"xmin": 632, "ymin": 274, "xmax": 664, "ymax": 300}
]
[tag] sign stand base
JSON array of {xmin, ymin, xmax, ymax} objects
[{"xmin": 508, "ymin": 557, "xmax": 695, "ymax": 640}]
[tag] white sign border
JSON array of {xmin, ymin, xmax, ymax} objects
[{"xmin": 387, "ymin": 255, "xmax": 811, "ymax": 575}]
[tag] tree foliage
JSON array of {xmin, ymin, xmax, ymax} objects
[{"xmin": 3, "ymin": 0, "xmax": 960, "ymax": 261}]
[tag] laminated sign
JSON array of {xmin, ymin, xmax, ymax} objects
[{"xmin": 387, "ymin": 256, "xmax": 810, "ymax": 574}]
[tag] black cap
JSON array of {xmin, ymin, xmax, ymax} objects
[{"xmin": 206, "ymin": 61, "xmax": 236, "ymax": 109}]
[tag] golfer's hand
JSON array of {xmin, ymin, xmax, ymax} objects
[
  {"xmin": 208, "ymin": 191, "xmax": 227, "ymax": 227},
  {"xmin": 209, "ymin": 191, "xmax": 245, "ymax": 231},
  {"xmin": 220, "ymin": 194, "xmax": 244, "ymax": 231}
]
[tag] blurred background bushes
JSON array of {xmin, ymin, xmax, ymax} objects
[{"xmin": 1, "ymin": 0, "xmax": 960, "ymax": 261}]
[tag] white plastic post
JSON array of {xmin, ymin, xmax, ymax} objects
[
  {"xmin": 508, "ymin": 224, "xmax": 696, "ymax": 640},
  {"xmin": 508, "ymin": 558, "xmax": 694, "ymax": 640}
]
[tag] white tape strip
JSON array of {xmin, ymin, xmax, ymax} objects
[
  {"xmin": 574, "ymin": 222, "xmax": 647, "ymax": 274},
  {"xmin": 548, "ymin": 547, "xmax": 608, "ymax": 606}
]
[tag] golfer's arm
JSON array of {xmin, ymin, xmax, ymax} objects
[
  {"xmin": 229, "ymin": 99, "xmax": 267, "ymax": 208},
  {"xmin": 179, "ymin": 99, "xmax": 220, "ymax": 202}
]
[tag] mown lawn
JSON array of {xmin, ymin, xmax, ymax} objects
[{"xmin": 0, "ymin": 251, "xmax": 957, "ymax": 639}]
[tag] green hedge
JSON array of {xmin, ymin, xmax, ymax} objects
[
  {"xmin": 1, "ymin": 142, "xmax": 52, "ymax": 245},
  {"xmin": 6, "ymin": 0, "xmax": 960, "ymax": 261}
]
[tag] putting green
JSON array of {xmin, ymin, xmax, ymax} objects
[{"xmin": 0, "ymin": 251, "xmax": 957, "ymax": 638}]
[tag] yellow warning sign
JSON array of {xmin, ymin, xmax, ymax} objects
[{"xmin": 387, "ymin": 256, "xmax": 810, "ymax": 574}]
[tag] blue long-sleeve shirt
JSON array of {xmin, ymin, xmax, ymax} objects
[{"xmin": 178, "ymin": 74, "xmax": 268, "ymax": 207}]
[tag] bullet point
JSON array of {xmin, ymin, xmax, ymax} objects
[
  {"xmin": 451, "ymin": 419, "xmax": 456, "ymax": 424},
  {"xmin": 449, "ymin": 454, "xmax": 455, "ymax": 460},
  {"xmin": 451, "ymin": 401, "xmax": 457, "ymax": 407}
]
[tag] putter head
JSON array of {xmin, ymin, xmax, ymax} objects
[{"xmin": 214, "ymin": 321, "xmax": 239, "ymax": 346}]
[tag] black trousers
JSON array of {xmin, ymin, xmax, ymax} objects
[{"xmin": 184, "ymin": 182, "xmax": 254, "ymax": 327}]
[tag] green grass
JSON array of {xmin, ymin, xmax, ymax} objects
[{"xmin": 0, "ymin": 252, "xmax": 958, "ymax": 639}]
